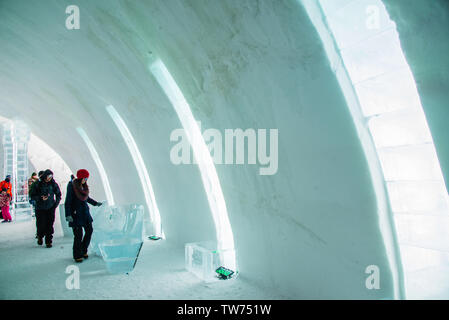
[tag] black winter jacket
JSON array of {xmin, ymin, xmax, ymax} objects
[
  {"xmin": 64, "ymin": 180, "xmax": 99, "ymax": 227},
  {"xmin": 30, "ymin": 171, "xmax": 62, "ymax": 211}
]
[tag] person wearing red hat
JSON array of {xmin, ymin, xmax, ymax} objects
[{"xmin": 64, "ymin": 169, "xmax": 102, "ymax": 262}]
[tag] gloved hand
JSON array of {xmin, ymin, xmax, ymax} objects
[
  {"xmin": 96, "ymin": 202, "xmax": 103, "ymax": 207},
  {"xmin": 66, "ymin": 216, "xmax": 74, "ymax": 223}
]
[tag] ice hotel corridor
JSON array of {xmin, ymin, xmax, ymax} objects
[{"xmin": 1, "ymin": 0, "xmax": 449, "ymax": 300}]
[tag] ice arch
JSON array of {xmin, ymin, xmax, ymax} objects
[
  {"xmin": 0, "ymin": 115, "xmax": 73, "ymax": 236},
  {"xmin": 28, "ymin": 134, "xmax": 73, "ymax": 196},
  {"xmin": 304, "ymin": 0, "xmax": 449, "ymax": 299},
  {"xmin": 150, "ymin": 58, "xmax": 236, "ymax": 270},
  {"xmin": 106, "ymin": 105, "xmax": 162, "ymax": 237},
  {"xmin": 76, "ymin": 127, "xmax": 115, "ymax": 206},
  {"xmin": 0, "ymin": 115, "xmax": 73, "ymax": 194}
]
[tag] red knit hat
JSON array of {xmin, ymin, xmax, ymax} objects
[{"xmin": 76, "ymin": 169, "xmax": 90, "ymax": 179}]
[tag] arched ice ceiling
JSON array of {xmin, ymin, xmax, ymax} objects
[{"xmin": 0, "ymin": 0, "xmax": 429, "ymax": 298}]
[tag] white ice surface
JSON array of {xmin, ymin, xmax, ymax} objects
[{"xmin": 0, "ymin": 218, "xmax": 285, "ymax": 300}]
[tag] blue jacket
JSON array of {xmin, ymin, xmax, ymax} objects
[{"xmin": 64, "ymin": 180, "xmax": 99, "ymax": 227}]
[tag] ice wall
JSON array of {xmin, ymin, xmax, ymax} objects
[{"xmin": 0, "ymin": 0, "xmax": 398, "ymax": 298}]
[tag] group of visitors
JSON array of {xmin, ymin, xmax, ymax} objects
[{"xmin": 0, "ymin": 169, "xmax": 102, "ymax": 263}]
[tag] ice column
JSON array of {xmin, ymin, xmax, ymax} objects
[{"xmin": 2, "ymin": 120, "xmax": 33, "ymax": 221}]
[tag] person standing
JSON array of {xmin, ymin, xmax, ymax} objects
[
  {"xmin": 30, "ymin": 169, "xmax": 61, "ymax": 248},
  {"xmin": 29, "ymin": 171, "xmax": 44, "ymax": 197},
  {"xmin": 0, "ymin": 175, "xmax": 12, "ymax": 220},
  {"xmin": 0, "ymin": 188, "xmax": 12, "ymax": 222},
  {"xmin": 28, "ymin": 172, "xmax": 38, "ymax": 189},
  {"xmin": 28, "ymin": 171, "xmax": 43, "ymax": 209},
  {"xmin": 65, "ymin": 169, "xmax": 102, "ymax": 263},
  {"xmin": 28, "ymin": 172, "xmax": 38, "ymax": 205},
  {"xmin": 0, "ymin": 175, "xmax": 13, "ymax": 199}
]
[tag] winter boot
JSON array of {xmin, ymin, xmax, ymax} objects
[
  {"xmin": 75, "ymin": 258, "xmax": 83, "ymax": 263},
  {"xmin": 37, "ymin": 237, "xmax": 43, "ymax": 245},
  {"xmin": 45, "ymin": 235, "xmax": 53, "ymax": 248},
  {"xmin": 83, "ymin": 253, "xmax": 89, "ymax": 259}
]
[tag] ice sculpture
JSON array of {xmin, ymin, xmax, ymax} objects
[
  {"xmin": 185, "ymin": 241, "xmax": 237, "ymax": 282},
  {"xmin": 99, "ymin": 238, "xmax": 143, "ymax": 274},
  {"xmin": 2, "ymin": 120, "xmax": 33, "ymax": 221},
  {"xmin": 90, "ymin": 203, "xmax": 145, "ymax": 274}
]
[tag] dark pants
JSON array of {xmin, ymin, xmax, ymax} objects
[
  {"xmin": 72, "ymin": 223, "xmax": 93, "ymax": 259},
  {"xmin": 35, "ymin": 207, "xmax": 56, "ymax": 244}
]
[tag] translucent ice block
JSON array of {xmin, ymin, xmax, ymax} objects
[
  {"xmin": 13, "ymin": 202, "xmax": 32, "ymax": 222},
  {"xmin": 399, "ymin": 244, "xmax": 449, "ymax": 299},
  {"xmin": 340, "ymin": 29, "xmax": 408, "ymax": 84},
  {"xmin": 99, "ymin": 238, "xmax": 143, "ymax": 274},
  {"xmin": 377, "ymin": 144, "xmax": 444, "ymax": 181},
  {"xmin": 58, "ymin": 205, "xmax": 72, "ymax": 237},
  {"xmin": 185, "ymin": 241, "xmax": 236, "ymax": 282},
  {"xmin": 394, "ymin": 214, "xmax": 449, "ymax": 252},
  {"xmin": 322, "ymin": 0, "xmax": 395, "ymax": 50},
  {"xmin": 399, "ymin": 244, "xmax": 449, "ymax": 274},
  {"xmin": 89, "ymin": 203, "xmax": 145, "ymax": 274},
  {"xmin": 90, "ymin": 203, "xmax": 145, "ymax": 255},
  {"xmin": 387, "ymin": 181, "xmax": 449, "ymax": 214},
  {"xmin": 368, "ymin": 108, "xmax": 432, "ymax": 148}
]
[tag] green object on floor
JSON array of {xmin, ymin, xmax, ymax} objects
[{"xmin": 215, "ymin": 266, "xmax": 235, "ymax": 280}]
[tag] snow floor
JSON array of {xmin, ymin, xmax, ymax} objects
[{"xmin": 0, "ymin": 217, "xmax": 286, "ymax": 300}]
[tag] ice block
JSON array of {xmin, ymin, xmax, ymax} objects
[
  {"xmin": 90, "ymin": 203, "xmax": 145, "ymax": 255},
  {"xmin": 185, "ymin": 241, "xmax": 237, "ymax": 282},
  {"xmin": 99, "ymin": 238, "xmax": 143, "ymax": 274},
  {"xmin": 58, "ymin": 205, "xmax": 72, "ymax": 237},
  {"xmin": 90, "ymin": 203, "xmax": 145, "ymax": 274}
]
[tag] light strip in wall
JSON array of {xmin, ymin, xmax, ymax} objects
[
  {"xmin": 106, "ymin": 105, "xmax": 162, "ymax": 237},
  {"xmin": 76, "ymin": 127, "xmax": 115, "ymax": 206},
  {"xmin": 149, "ymin": 58, "xmax": 236, "ymax": 270}
]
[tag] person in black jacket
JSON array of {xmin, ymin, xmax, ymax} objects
[
  {"xmin": 65, "ymin": 169, "xmax": 102, "ymax": 263},
  {"xmin": 30, "ymin": 169, "xmax": 61, "ymax": 247}
]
